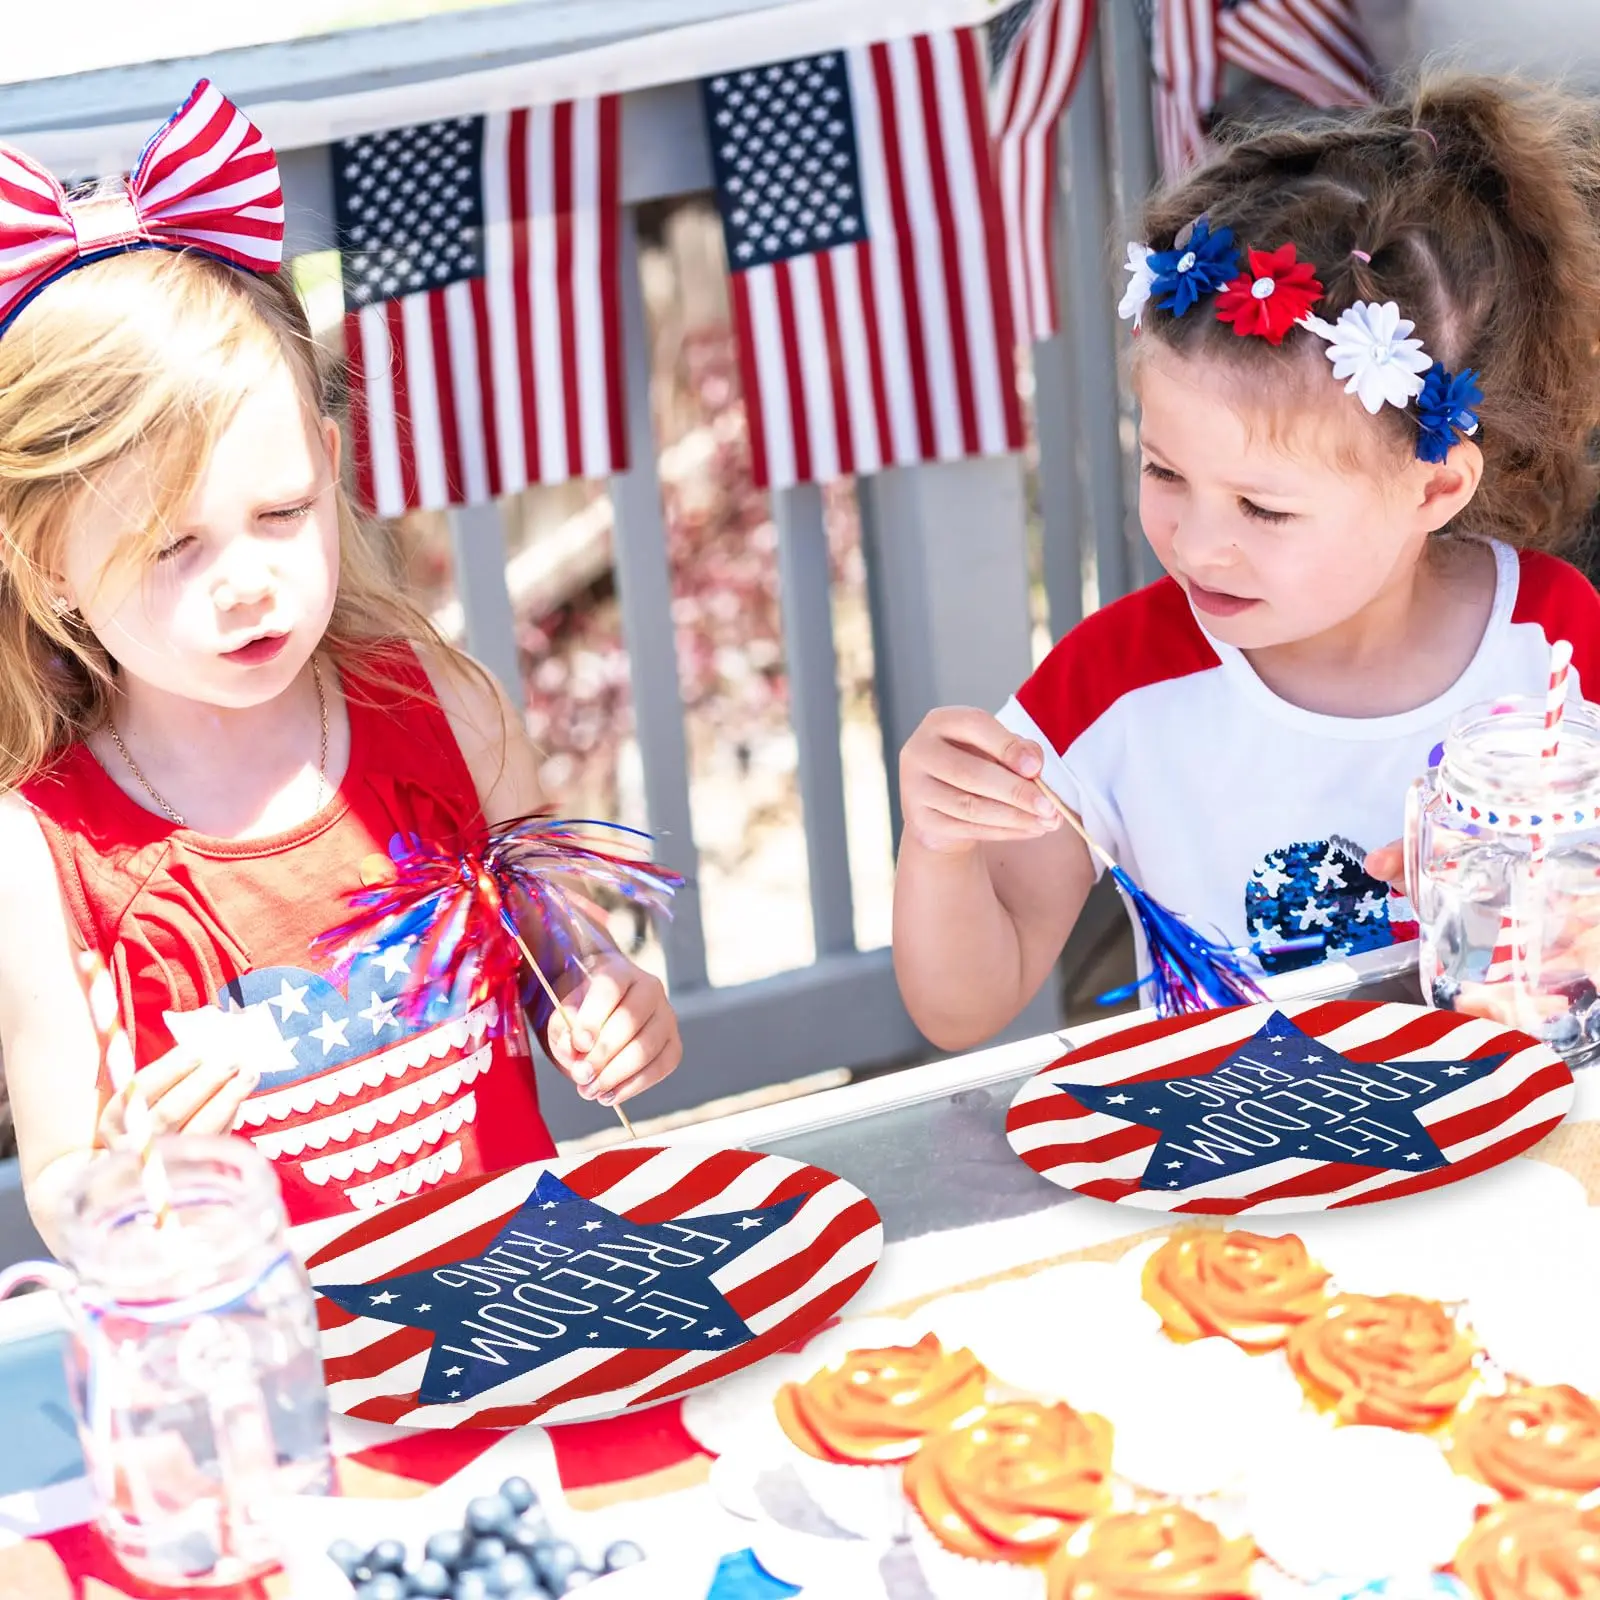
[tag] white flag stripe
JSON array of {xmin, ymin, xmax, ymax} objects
[
  {"xmin": 571, "ymin": 98, "xmax": 609, "ymax": 480},
  {"xmin": 479, "ymin": 111, "xmax": 527, "ymax": 497},
  {"xmin": 398, "ymin": 291, "xmax": 448, "ymax": 511},
  {"xmin": 787, "ymin": 251, "xmax": 843, "ymax": 485},
  {"xmin": 1007, "ymin": 1109, "xmax": 1126, "ymax": 1157},
  {"xmin": 827, "ymin": 249, "xmax": 884, "ymax": 475},
  {"xmin": 583, "ymin": 1145, "xmax": 769, "ymax": 1213},
  {"xmin": 845, "ymin": 46, "xmax": 922, "ymax": 468},
  {"xmin": 356, "ymin": 309, "xmax": 404, "ymax": 521},
  {"xmin": 443, "ymin": 280, "xmax": 491, "ymax": 504},
  {"xmin": 1413, "ymin": 1047, "xmax": 1556, "ymax": 1128},
  {"xmin": 523, "ymin": 104, "xmax": 567, "ymax": 489},
  {"xmin": 996, "ymin": 135, "xmax": 1031, "ymax": 348},
  {"xmin": 745, "ymin": 271, "xmax": 798, "ymax": 491}
]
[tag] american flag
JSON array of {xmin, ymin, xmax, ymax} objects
[
  {"xmin": 1007, "ymin": 999, "xmax": 1572, "ymax": 1213},
  {"xmin": 988, "ymin": 0, "xmax": 1096, "ymax": 345},
  {"xmin": 300, "ymin": 1145, "xmax": 884, "ymax": 1429},
  {"xmin": 1154, "ymin": 0, "xmax": 1373, "ymax": 178},
  {"xmin": 333, "ymin": 102, "xmax": 625, "ymax": 519},
  {"xmin": 703, "ymin": 37, "xmax": 1024, "ymax": 491}
]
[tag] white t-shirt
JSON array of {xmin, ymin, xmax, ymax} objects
[{"xmin": 997, "ymin": 541, "xmax": 1600, "ymax": 976}]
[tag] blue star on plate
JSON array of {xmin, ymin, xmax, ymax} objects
[
  {"xmin": 1055, "ymin": 1010, "xmax": 1507, "ymax": 1191},
  {"xmin": 317, "ymin": 1172, "xmax": 804, "ymax": 1404}
]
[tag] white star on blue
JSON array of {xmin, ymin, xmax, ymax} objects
[
  {"xmin": 317, "ymin": 1172, "xmax": 803, "ymax": 1405},
  {"xmin": 1056, "ymin": 1011, "xmax": 1506, "ymax": 1192}
]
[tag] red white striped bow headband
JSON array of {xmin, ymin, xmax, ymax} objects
[{"xmin": 0, "ymin": 79, "xmax": 284, "ymax": 337}]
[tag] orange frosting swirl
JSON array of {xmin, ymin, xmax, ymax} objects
[
  {"xmin": 1140, "ymin": 1229, "xmax": 1331, "ymax": 1352},
  {"xmin": 903, "ymin": 1401, "xmax": 1113, "ymax": 1564},
  {"xmin": 1454, "ymin": 1501, "xmax": 1600, "ymax": 1599},
  {"xmin": 1046, "ymin": 1508, "xmax": 1256, "ymax": 1600},
  {"xmin": 774, "ymin": 1333, "xmax": 987, "ymax": 1464},
  {"xmin": 1285, "ymin": 1293, "xmax": 1477, "ymax": 1430},
  {"xmin": 1453, "ymin": 1385, "xmax": 1600, "ymax": 1500}
]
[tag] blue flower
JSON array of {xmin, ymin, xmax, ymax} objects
[
  {"xmin": 1147, "ymin": 218, "xmax": 1240, "ymax": 317},
  {"xmin": 1415, "ymin": 362, "xmax": 1483, "ymax": 464}
]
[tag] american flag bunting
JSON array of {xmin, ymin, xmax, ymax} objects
[
  {"xmin": 703, "ymin": 36, "xmax": 1024, "ymax": 490},
  {"xmin": 334, "ymin": 101, "xmax": 625, "ymax": 519}
]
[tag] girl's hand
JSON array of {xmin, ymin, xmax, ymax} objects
[
  {"xmin": 546, "ymin": 951, "xmax": 682, "ymax": 1109},
  {"xmin": 900, "ymin": 708, "xmax": 1062, "ymax": 855},
  {"xmin": 1364, "ymin": 841, "xmax": 1404, "ymax": 891},
  {"xmin": 95, "ymin": 1045, "xmax": 260, "ymax": 1149}
]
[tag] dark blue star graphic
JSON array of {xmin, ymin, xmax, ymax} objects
[
  {"xmin": 1056, "ymin": 1010, "xmax": 1507, "ymax": 1192},
  {"xmin": 317, "ymin": 1172, "xmax": 804, "ymax": 1405}
]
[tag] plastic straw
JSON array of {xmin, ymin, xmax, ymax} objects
[{"xmin": 77, "ymin": 950, "xmax": 174, "ymax": 1229}]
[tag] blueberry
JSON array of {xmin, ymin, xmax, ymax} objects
[
  {"xmin": 470, "ymin": 1536, "xmax": 509, "ymax": 1568},
  {"xmin": 508, "ymin": 1514, "xmax": 552, "ymax": 1553},
  {"xmin": 499, "ymin": 1476, "xmax": 537, "ymax": 1515},
  {"xmin": 466, "ymin": 1494, "xmax": 516, "ymax": 1538},
  {"xmin": 356, "ymin": 1578, "xmax": 408, "ymax": 1600},
  {"xmin": 602, "ymin": 1541, "xmax": 644, "ymax": 1572},
  {"xmin": 1549, "ymin": 1012, "xmax": 1584, "ymax": 1052},
  {"xmin": 454, "ymin": 1575, "xmax": 492, "ymax": 1600},
  {"xmin": 424, "ymin": 1529, "xmax": 469, "ymax": 1571},
  {"xmin": 532, "ymin": 1542, "xmax": 581, "ymax": 1591},
  {"xmin": 328, "ymin": 1539, "xmax": 366, "ymax": 1579},
  {"xmin": 486, "ymin": 1552, "xmax": 536, "ymax": 1595},
  {"xmin": 369, "ymin": 1540, "xmax": 409, "ymax": 1574},
  {"xmin": 404, "ymin": 1558, "xmax": 453, "ymax": 1597},
  {"xmin": 1431, "ymin": 973, "xmax": 1461, "ymax": 1010}
]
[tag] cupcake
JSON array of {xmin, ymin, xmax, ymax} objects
[
  {"xmin": 1045, "ymin": 1508, "xmax": 1256, "ymax": 1600},
  {"xmin": 1140, "ymin": 1229, "xmax": 1331, "ymax": 1352},
  {"xmin": 773, "ymin": 1332, "xmax": 986, "ymax": 1538},
  {"xmin": 1453, "ymin": 1500, "xmax": 1600, "ymax": 1599},
  {"xmin": 1286, "ymin": 1293, "xmax": 1478, "ymax": 1430},
  {"xmin": 903, "ymin": 1400, "xmax": 1112, "ymax": 1599},
  {"xmin": 1451, "ymin": 1385, "xmax": 1600, "ymax": 1501}
]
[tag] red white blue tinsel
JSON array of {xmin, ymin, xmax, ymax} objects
[
  {"xmin": 1100, "ymin": 863, "xmax": 1269, "ymax": 1017},
  {"xmin": 316, "ymin": 814, "xmax": 682, "ymax": 1023}
]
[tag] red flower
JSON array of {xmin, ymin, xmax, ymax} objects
[{"xmin": 1215, "ymin": 244, "xmax": 1323, "ymax": 345}]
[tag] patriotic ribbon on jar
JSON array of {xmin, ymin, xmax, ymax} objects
[{"xmin": 0, "ymin": 80, "xmax": 284, "ymax": 335}]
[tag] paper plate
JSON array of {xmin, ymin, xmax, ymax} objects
[
  {"xmin": 1005, "ymin": 999, "xmax": 1572, "ymax": 1215},
  {"xmin": 299, "ymin": 1145, "xmax": 883, "ymax": 1429}
]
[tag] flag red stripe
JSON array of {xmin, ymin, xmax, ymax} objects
[
  {"xmin": 1025, "ymin": 1125, "xmax": 1162, "ymax": 1171},
  {"xmin": 384, "ymin": 298, "xmax": 419, "ymax": 513},
  {"xmin": 469, "ymin": 276, "xmax": 504, "ymax": 497},
  {"xmin": 506, "ymin": 108, "xmax": 541, "ymax": 486},
  {"xmin": 619, "ymin": 1148, "xmax": 769, "ymax": 1224},
  {"xmin": 772, "ymin": 263, "xmax": 813, "ymax": 485},
  {"xmin": 814, "ymin": 251, "xmax": 855, "ymax": 478},
  {"xmin": 913, "ymin": 35, "xmax": 980, "ymax": 456},
  {"xmin": 342, "ymin": 310, "xmax": 377, "ymax": 513},
  {"xmin": 730, "ymin": 274, "xmax": 771, "ymax": 489},
  {"xmin": 142, "ymin": 93, "xmax": 232, "ymax": 191},
  {"xmin": 553, "ymin": 101, "xmax": 583, "ymax": 481},
  {"xmin": 597, "ymin": 96, "xmax": 627, "ymax": 471},
  {"xmin": 854, "ymin": 242, "xmax": 895, "ymax": 468},
  {"xmin": 868, "ymin": 43, "xmax": 937, "ymax": 461},
  {"xmin": 428, "ymin": 294, "xmax": 467, "ymax": 504}
]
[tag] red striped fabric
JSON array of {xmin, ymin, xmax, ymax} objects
[
  {"xmin": 1006, "ymin": 999, "xmax": 1573, "ymax": 1214},
  {"xmin": 989, "ymin": 0, "xmax": 1096, "ymax": 345},
  {"xmin": 1153, "ymin": 0, "xmax": 1374, "ymax": 179},
  {"xmin": 300, "ymin": 1146, "xmax": 883, "ymax": 1429},
  {"xmin": 341, "ymin": 99, "xmax": 625, "ymax": 518}
]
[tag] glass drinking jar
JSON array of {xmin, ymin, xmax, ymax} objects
[
  {"xmin": 1406, "ymin": 695, "xmax": 1600, "ymax": 1062},
  {"xmin": 0, "ymin": 1137, "xmax": 332, "ymax": 1587}
]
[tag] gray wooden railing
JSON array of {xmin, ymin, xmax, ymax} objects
[{"xmin": 0, "ymin": 0, "xmax": 1153, "ymax": 1192}]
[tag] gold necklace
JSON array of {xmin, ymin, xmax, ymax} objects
[{"xmin": 106, "ymin": 657, "xmax": 329, "ymax": 829}]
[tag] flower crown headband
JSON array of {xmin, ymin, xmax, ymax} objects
[
  {"xmin": 0, "ymin": 80, "xmax": 284, "ymax": 338},
  {"xmin": 1118, "ymin": 219, "xmax": 1481, "ymax": 465}
]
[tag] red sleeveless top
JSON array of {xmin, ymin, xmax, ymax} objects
[{"xmin": 22, "ymin": 644, "xmax": 556, "ymax": 1225}]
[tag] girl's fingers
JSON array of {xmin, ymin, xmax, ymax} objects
[
  {"xmin": 921, "ymin": 746, "xmax": 1058, "ymax": 821},
  {"xmin": 1363, "ymin": 841, "xmax": 1405, "ymax": 888},
  {"xmin": 919, "ymin": 777, "xmax": 1059, "ymax": 836},
  {"xmin": 589, "ymin": 1011, "xmax": 682, "ymax": 1106},
  {"xmin": 146, "ymin": 1056, "xmax": 257, "ymax": 1133}
]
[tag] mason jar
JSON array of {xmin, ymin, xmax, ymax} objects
[
  {"xmin": 0, "ymin": 1138, "xmax": 332, "ymax": 1587},
  {"xmin": 1405, "ymin": 695, "xmax": 1600, "ymax": 1063}
]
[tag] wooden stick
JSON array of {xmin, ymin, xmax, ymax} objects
[
  {"xmin": 508, "ymin": 927, "xmax": 637, "ymax": 1140},
  {"xmin": 1031, "ymin": 777, "xmax": 1118, "ymax": 872}
]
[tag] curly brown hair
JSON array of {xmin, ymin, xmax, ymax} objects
[{"xmin": 1137, "ymin": 74, "xmax": 1600, "ymax": 552}]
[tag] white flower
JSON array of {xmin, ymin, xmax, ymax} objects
[
  {"xmin": 1297, "ymin": 300, "xmax": 1433, "ymax": 414},
  {"xmin": 1118, "ymin": 241, "xmax": 1155, "ymax": 328}
]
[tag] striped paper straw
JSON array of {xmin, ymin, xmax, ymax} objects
[
  {"xmin": 78, "ymin": 950, "xmax": 173, "ymax": 1229},
  {"xmin": 1514, "ymin": 638, "xmax": 1575, "ymax": 990}
]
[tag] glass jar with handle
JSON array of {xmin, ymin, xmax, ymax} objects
[{"xmin": 0, "ymin": 1137, "xmax": 331, "ymax": 1587}]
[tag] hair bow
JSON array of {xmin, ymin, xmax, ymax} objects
[{"xmin": 0, "ymin": 79, "xmax": 283, "ymax": 336}]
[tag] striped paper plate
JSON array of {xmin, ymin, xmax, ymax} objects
[
  {"xmin": 299, "ymin": 1145, "xmax": 884, "ymax": 1429},
  {"xmin": 1006, "ymin": 999, "xmax": 1573, "ymax": 1215}
]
